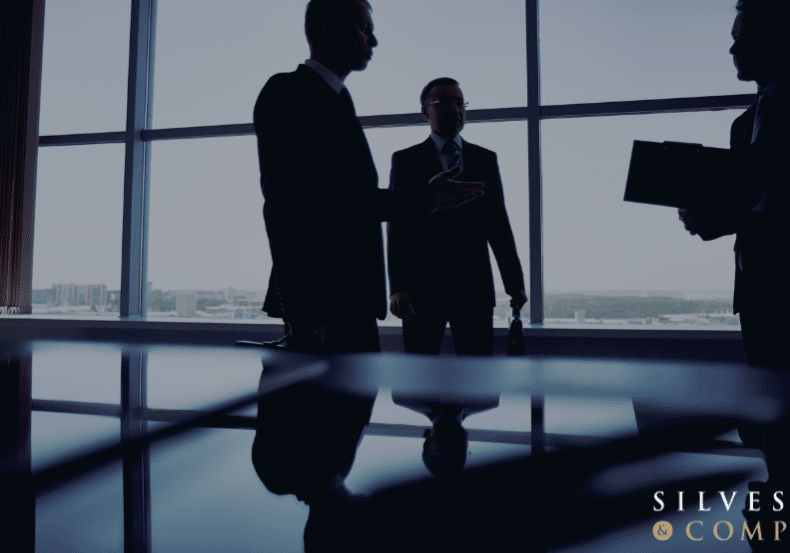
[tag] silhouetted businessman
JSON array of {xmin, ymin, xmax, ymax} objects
[
  {"xmin": 680, "ymin": 0, "xmax": 788, "ymax": 371},
  {"xmin": 677, "ymin": 0, "xmax": 789, "ymax": 508},
  {"xmin": 254, "ymin": 0, "xmax": 484, "ymax": 353},
  {"xmin": 387, "ymin": 78, "xmax": 526, "ymax": 355}
]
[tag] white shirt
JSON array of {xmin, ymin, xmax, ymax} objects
[{"xmin": 304, "ymin": 59, "xmax": 345, "ymax": 94}]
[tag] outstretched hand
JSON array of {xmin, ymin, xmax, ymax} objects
[{"xmin": 427, "ymin": 166, "xmax": 484, "ymax": 210}]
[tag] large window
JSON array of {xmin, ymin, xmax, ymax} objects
[
  {"xmin": 33, "ymin": 0, "xmax": 753, "ymax": 327},
  {"xmin": 32, "ymin": 145, "xmax": 125, "ymax": 315},
  {"xmin": 539, "ymin": 0, "xmax": 753, "ymax": 104},
  {"xmin": 38, "ymin": 0, "xmax": 131, "ymax": 135}
]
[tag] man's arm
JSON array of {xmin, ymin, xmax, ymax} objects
[
  {"xmin": 386, "ymin": 150, "xmax": 426, "ymax": 320},
  {"xmin": 677, "ymin": 207, "xmax": 740, "ymax": 240},
  {"xmin": 483, "ymin": 152, "xmax": 527, "ymax": 303},
  {"xmin": 676, "ymin": 112, "xmax": 767, "ymax": 241}
]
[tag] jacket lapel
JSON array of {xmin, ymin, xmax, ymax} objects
[
  {"xmin": 419, "ymin": 137, "xmax": 444, "ymax": 179},
  {"xmin": 752, "ymin": 87, "xmax": 786, "ymax": 147}
]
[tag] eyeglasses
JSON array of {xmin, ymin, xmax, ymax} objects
[{"xmin": 424, "ymin": 99, "xmax": 469, "ymax": 110}]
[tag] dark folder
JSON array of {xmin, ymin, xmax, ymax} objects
[{"xmin": 624, "ymin": 140, "xmax": 736, "ymax": 209}]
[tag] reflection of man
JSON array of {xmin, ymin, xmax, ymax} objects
[
  {"xmin": 678, "ymin": 0, "xmax": 788, "ymax": 485},
  {"xmin": 255, "ymin": 1, "xmax": 484, "ymax": 353},
  {"xmin": 251, "ymin": 365, "xmax": 375, "ymax": 550},
  {"xmin": 392, "ymin": 394, "xmax": 500, "ymax": 476},
  {"xmin": 388, "ymin": 78, "xmax": 526, "ymax": 355}
]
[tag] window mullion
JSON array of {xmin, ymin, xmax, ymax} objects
[
  {"xmin": 527, "ymin": 0, "xmax": 543, "ymax": 324},
  {"xmin": 121, "ymin": 0, "xmax": 155, "ymax": 318}
]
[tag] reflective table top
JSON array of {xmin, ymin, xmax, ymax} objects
[{"xmin": 5, "ymin": 339, "xmax": 780, "ymax": 552}]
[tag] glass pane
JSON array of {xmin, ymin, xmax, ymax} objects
[
  {"xmin": 152, "ymin": 0, "xmax": 308, "ymax": 129},
  {"xmin": 39, "ymin": 0, "xmax": 131, "ymax": 135},
  {"xmin": 146, "ymin": 346, "xmax": 263, "ymax": 410},
  {"xmin": 150, "ymin": 428, "xmax": 308, "ymax": 553},
  {"xmin": 151, "ymin": 0, "xmax": 527, "ymax": 129},
  {"xmin": 32, "ymin": 145, "xmax": 125, "ymax": 316},
  {"xmin": 542, "ymin": 110, "xmax": 743, "ymax": 325},
  {"xmin": 36, "ymin": 455, "xmax": 123, "ymax": 553},
  {"xmin": 32, "ymin": 412, "xmax": 120, "ymax": 470},
  {"xmin": 32, "ymin": 343, "xmax": 120, "ymax": 404},
  {"xmin": 540, "ymin": 0, "xmax": 755, "ymax": 105},
  {"xmin": 354, "ymin": 0, "xmax": 527, "ymax": 116},
  {"xmin": 365, "ymin": 120, "xmax": 529, "ymax": 327},
  {"xmin": 147, "ymin": 136, "xmax": 273, "ymax": 320}
]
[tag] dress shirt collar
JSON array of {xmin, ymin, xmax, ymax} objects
[
  {"xmin": 304, "ymin": 59, "xmax": 346, "ymax": 94},
  {"xmin": 757, "ymin": 80, "xmax": 782, "ymax": 100},
  {"xmin": 429, "ymin": 132, "xmax": 463, "ymax": 152}
]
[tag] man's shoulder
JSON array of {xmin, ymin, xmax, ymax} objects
[
  {"xmin": 732, "ymin": 107, "xmax": 752, "ymax": 127},
  {"xmin": 259, "ymin": 67, "xmax": 310, "ymax": 97},
  {"xmin": 254, "ymin": 66, "xmax": 321, "ymax": 121},
  {"xmin": 392, "ymin": 139, "xmax": 434, "ymax": 160},
  {"xmin": 462, "ymin": 140, "xmax": 496, "ymax": 159}
]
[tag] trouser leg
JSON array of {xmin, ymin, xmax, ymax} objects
[
  {"xmin": 402, "ymin": 307, "xmax": 448, "ymax": 355},
  {"xmin": 448, "ymin": 307, "xmax": 494, "ymax": 356}
]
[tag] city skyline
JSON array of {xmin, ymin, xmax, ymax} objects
[{"xmin": 32, "ymin": 281, "xmax": 738, "ymax": 327}]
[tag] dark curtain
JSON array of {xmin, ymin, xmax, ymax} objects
[{"xmin": 0, "ymin": 0, "xmax": 44, "ymax": 314}]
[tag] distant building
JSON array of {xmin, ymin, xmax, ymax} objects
[
  {"xmin": 176, "ymin": 292, "xmax": 197, "ymax": 317},
  {"xmin": 53, "ymin": 283, "xmax": 107, "ymax": 306},
  {"xmin": 32, "ymin": 288, "xmax": 54, "ymax": 304}
]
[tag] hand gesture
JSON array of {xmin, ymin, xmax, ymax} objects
[{"xmin": 427, "ymin": 166, "xmax": 484, "ymax": 210}]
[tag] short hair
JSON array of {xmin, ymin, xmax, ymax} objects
[
  {"xmin": 420, "ymin": 77, "xmax": 461, "ymax": 107},
  {"xmin": 736, "ymin": 0, "xmax": 787, "ymax": 25},
  {"xmin": 304, "ymin": 0, "xmax": 371, "ymax": 48},
  {"xmin": 735, "ymin": 0, "xmax": 788, "ymax": 48}
]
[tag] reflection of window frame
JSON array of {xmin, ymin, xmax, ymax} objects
[{"xmin": 36, "ymin": 0, "xmax": 752, "ymax": 324}]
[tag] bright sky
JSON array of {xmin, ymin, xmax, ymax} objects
[{"xmin": 33, "ymin": 0, "xmax": 755, "ymax": 296}]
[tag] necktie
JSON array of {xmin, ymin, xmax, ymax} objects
[{"xmin": 443, "ymin": 139, "xmax": 461, "ymax": 174}]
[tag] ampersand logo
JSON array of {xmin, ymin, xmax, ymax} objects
[{"xmin": 653, "ymin": 521, "xmax": 673, "ymax": 541}]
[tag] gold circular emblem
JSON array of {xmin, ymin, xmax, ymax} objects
[{"xmin": 653, "ymin": 521, "xmax": 673, "ymax": 541}]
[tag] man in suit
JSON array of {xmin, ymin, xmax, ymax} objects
[
  {"xmin": 254, "ymin": 0, "xmax": 484, "ymax": 353},
  {"xmin": 388, "ymin": 78, "xmax": 527, "ymax": 355},
  {"xmin": 679, "ymin": 0, "xmax": 787, "ymax": 370},
  {"xmin": 678, "ymin": 0, "xmax": 788, "ymax": 490}
]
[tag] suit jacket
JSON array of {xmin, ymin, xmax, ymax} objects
[
  {"xmin": 727, "ymin": 86, "xmax": 789, "ymax": 315},
  {"xmin": 254, "ymin": 65, "xmax": 427, "ymax": 321},
  {"xmin": 387, "ymin": 137, "xmax": 525, "ymax": 308}
]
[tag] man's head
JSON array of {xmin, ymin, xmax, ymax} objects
[
  {"xmin": 421, "ymin": 423, "xmax": 468, "ymax": 478},
  {"xmin": 305, "ymin": 0, "xmax": 377, "ymax": 77},
  {"xmin": 421, "ymin": 77, "xmax": 466, "ymax": 140},
  {"xmin": 729, "ymin": 0, "xmax": 787, "ymax": 86}
]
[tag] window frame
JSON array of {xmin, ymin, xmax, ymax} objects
[{"xmin": 34, "ymin": 0, "xmax": 753, "ymax": 325}]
